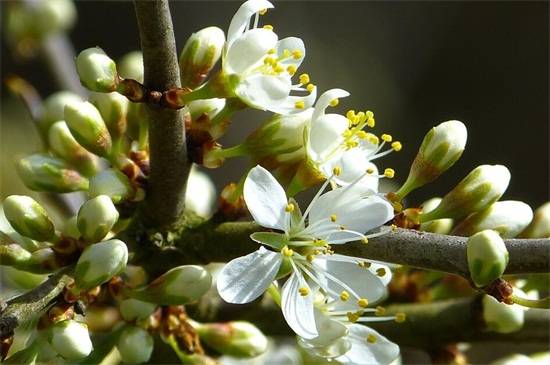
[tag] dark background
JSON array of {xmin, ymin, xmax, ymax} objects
[{"xmin": 1, "ymin": 0, "xmax": 549, "ymax": 209}]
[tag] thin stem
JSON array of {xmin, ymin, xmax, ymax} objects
[
  {"xmin": 267, "ymin": 284, "xmax": 282, "ymax": 307},
  {"xmin": 511, "ymin": 294, "xmax": 550, "ymax": 309}
]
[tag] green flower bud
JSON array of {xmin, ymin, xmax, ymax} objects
[
  {"xmin": 197, "ymin": 321, "xmax": 268, "ymax": 358},
  {"xmin": 1, "ymin": 266, "xmax": 46, "ymax": 290},
  {"xmin": 25, "ymin": 247, "xmax": 58, "ymax": 273},
  {"xmin": 3, "ymin": 195, "xmax": 54, "ymax": 241},
  {"xmin": 453, "ymin": 201, "xmax": 533, "ymax": 238},
  {"xmin": 420, "ymin": 165, "xmax": 511, "ymax": 222},
  {"xmin": 185, "ymin": 167, "xmax": 216, "ymax": 218},
  {"xmin": 179, "ymin": 26, "xmax": 225, "ymax": 88},
  {"xmin": 62, "ymin": 215, "xmax": 81, "ymax": 239},
  {"xmin": 48, "ymin": 121, "xmax": 99, "ymax": 176},
  {"xmin": 89, "ymin": 92, "xmax": 128, "ymax": 139},
  {"xmin": 117, "ymin": 326, "xmax": 154, "ymax": 364},
  {"xmin": 77, "ymin": 195, "xmax": 119, "ymax": 243},
  {"xmin": 89, "ymin": 169, "xmax": 133, "ymax": 203},
  {"xmin": 187, "ymin": 98, "xmax": 226, "ymax": 121},
  {"xmin": 75, "ymin": 239, "xmax": 128, "ymax": 290},
  {"xmin": 119, "ymin": 298, "xmax": 157, "ymax": 322},
  {"xmin": 64, "ymin": 100, "xmax": 113, "ymax": 157},
  {"xmin": 483, "ymin": 293, "xmax": 525, "ymax": 334},
  {"xmin": 520, "ymin": 202, "xmax": 550, "ymax": 238},
  {"xmin": 0, "ymin": 243, "xmax": 32, "ymax": 267},
  {"xmin": 118, "ymin": 51, "xmax": 144, "ymax": 83},
  {"xmin": 467, "ymin": 230, "xmax": 509, "ymax": 287},
  {"xmin": 396, "ymin": 120, "xmax": 467, "ymax": 199},
  {"xmin": 129, "ymin": 265, "xmax": 211, "ymax": 305},
  {"xmin": 50, "ymin": 320, "xmax": 93, "ymax": 360},
  {"xmin": 17, "ymin": 154, "xmax": 89, "ymax": 193},
  {"xmin": 40, "ymin": 91, "xmax": 83, "ymax": 135},
  {"xmin": 419, "ymin": 197, "xmax": 454, "ymax": 234},
  {"xmin": 76, "ymin": 47, "xmax": 118, "ymax": 92}
]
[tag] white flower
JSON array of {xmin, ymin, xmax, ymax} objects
[
  {"xmin": 217, "ymin": 166, "xmax": 394, "ymax": 339},
  {"xmin": 222, "ymin": 0, "xmax": 316, "ymax": 114}
]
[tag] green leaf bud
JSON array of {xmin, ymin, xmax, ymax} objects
[
  {"xmin": 119, "ymin": 298, "xmax": 157, "ymax": 322},
  {"xmin": 418, "ymin": 197, "xmax": 454, "ymax": 234},
  {"xmin": 89, "ymin": 169, "xmax": 133, "ymax": 203},
  {"xmin": 483, "ymin": 293, "xmax": 525, "ymax": 334},
  {"xmin": 179, "ymin": 26, "xmax": 225, "ymax": 88},
  {"xmin": 75, "ymin": 239, "xmax": 128, "ymax": 290},
  {"xmin": 64, "ymin": 100, "xmax": 113, "ymax": 157},
  {"xmin": 197, "ymin": 321, "xmax": 268, "ymax": 358},
  {"xmin": 129, "ymin": 265, "xmax": 211, "ymax": 305},
  {"xmin": 420, "ymin": 164, "xmax": 511, "ymax": 222},
  {"xmin": 3, "ymin": 195, "xmax": 55, "ymax": 241},
  {"xmin": 50, "ymin": 320, "xmax": 93, "ymax": 360},
  {"xmin": 77, "ymin": 195, "xmax": 119, "ymax": 243},
  {"xmin": 17, "ymin": 154, "xmax": 89, "ymax": 193},
  {"xmin": 396, "ymin": 120, "xmax": 467, "ymax": 199},
  {"xmin": 76, "ymin": 47, "xmax": 118, "ymax": 92},
  {"xmin": 453, "ymin": 201, "xmax": 533, "ymax": 238},
  {"xmin": 520, "ymin": 202, "xmax": 550, "ymax": 238},
  {"xmin": 48, "ymin": 121, "xmax": 99, "ymax": 176},
  {"xmin": 118, "ymin": 51, "xmax": 144, "ymax": 83},
  {"xmin": 117, "ymin": 326, "xmax": 154, "ymax": 364},
  {"xmin": 467, "ymin": 230, "xmax": 509, "ymax": 287},
  {"xmin": 89, "ymin": 92, "xmax": 129, "ymax": 139},
  {"xmin": 39, "ymin": 91, "xmax": 83, "ymax": 135}
]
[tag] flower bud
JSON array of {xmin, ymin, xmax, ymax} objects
[
  {"xmin": 77, "ymin": 195, "xmax": 119, "ymax": 243},
  {"xmin": 50, "ymin": 320, "xmax": 93, "ymax": 360},
  {"xmin": 117, "ymin": 326, "xmax": 154, "ymax": 364},
  {"xmin": 467, "ymin": 230, "xmax": 509, "ymax": 287},
  {"xmin": 185, "ymin": 167, "xmax": 216, "ymax": 218},
  {"xmin": 396, "ymin": 120, "xmax": 467, "ymax": 199},
  {"xmin": 419, "ymin": 197, "xmax": 454, "ymax": 234},
  {"xmin": 40, "ymin": 91, "xmax": 83, "ymax": 135},
  {"xmin": 76, "ymin": 47, "xmax": 118, "ymax": 92},
  {"xmin": 75, "ymin": 239, "xmax": 128, "ymax": 290},
  {"xmin": 179, "ymin": 26, "xmax": 225, "ymax": 88},
  {"xmin": 491, "ymin": 354, "xmax": 531, "ymax": 365},
  {"xmin": 520, "ymin": 202, "xmax": 550, "ymax": 238},
  {"xmin": 118, "ymin": 51, "xmax": 144, "ymax": 83},
  {"xmin": 89, "ymin": 92, "xmax": 128, "ymax": 139},
  {"xmin": 129, "ymin": 265, "xmax": 211, "ymax": 305},
  {"xmin": 64, "ymin": 100, "xmax": 113, "ymax": 157},
  {"xmin": 483, "ymin": 293, "xmax": 525, "ymax": 334},
  {"xmin": 25, "ymin": 247, "xmax": 58, "ymax": 273},
  {"xmin": 197, "ymin": 321, "xmax": 268, "ymax": 358},
  {"xmin": 420, "ymin": 165, "xmax": 511, "ymax": 222},
  {"xmin": 17, "ymin": 154, "xmax": 89, "ymax": 193},
  {"xmin": 0, "ymin": 243, "xmax": 32, "ymax": 267},
  {"xmin": 453, "ymin": 201, "xmax": 533, "ymax": 238},
  {"xmin": 48, "ymin": 121, "xmax": 99, "ymax": 176},
  {"xmin": 62, "ymin": 216, "xmax": 80, "ymax": 239},
  {"xmin": 119, "ymin": 298, "xmax": 157, "ymax": 322},
  {"xmin": 89, "ymin": 169, "xmax": 134, "ymax": 203},
  {"xmin": 187, "ymin": 98, "xmax": 226, "ymax": 121},
  {"xmin": 3, "ymin": 195, "xmax": 55, "ymax": 241}
]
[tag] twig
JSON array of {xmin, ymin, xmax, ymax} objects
[{"xmin": 134, "ymin": 0, "xmax": 190, "ymax": 229}]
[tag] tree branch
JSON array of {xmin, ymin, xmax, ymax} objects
[{"xmin": 134, "ymin": 0, "xmax": 190, "ymax": 229}]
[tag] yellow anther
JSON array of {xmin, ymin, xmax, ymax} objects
[
  {"xmin": 346, "ymin": 110, "xmax": 356, "ymax": 119},
  {"xmin": 391, "ymin": 141, "xmax": 402, "ymax": 151},
  {"xmin": 384, "ymin": 168, "xmax": 395, "ymax": 178},
  {"xmin": 356, "ymin": 130, "xmax": 368, "ymax": 139},
  {"xmin": 366, "ymin": 117, "xmax": 376, "ymax": 128},
  {"xmin": 356, "ymin": 111, "xmax": 366, "ymax": 123},
  {"xmin": 375, "ymin": 306, "xmax": 386, "ymax": 316},
  {"xmin": 395, "ymin": 312, "xmax": 407, "ymax": 323},
  {"xmin": 367, "ymin": 134, "xmax": 379, "ymax": 145},
  {"xmin": 343, "ymin": 130, "xmax": 353, "ymax": 138},
  {"xmin": 366, "ymin": 167, "xmax": 375, "ymax": 174},
  {"xmin": 362, "ymin": 237, "xmax": 369, "ymax": 244},
  {"xmin": 330, "ymin": 214, "xmax": 337, "ymax": 222},
  {"xmin": 381, "ymin": 134, "xmax": 392, "ymax": 142},
  {"xmin": 263, "ymin": 24, "xmax": 273, "ymax": 30},
  {"xmin": 259, "ymin": 8, "xmax": 268, "ymax": 15},
  {"xmin": 299, "ymin": 73, "xmax": 310, "ymax": 84},
  {"xmin": 358, "ymin": 261, "xmax": 372, "ymax": 268},
  {"xmin": 306, "ymin": 254, "xmax": 315, "ymax": 262},
  {"xmin": 285, "ymin": 203, "xmax": 295, "ymax": 212},
  {"xmin": 376, "ymin": 268, "xmax": 386, "ymax": 277},
  {"xmin": 274, "ymin": 63, "xmax": 285, "ymax": 73},
  {"xmin": 281, "ymin": 246, "xmax": 294, "ymax": 257},
  {"xmin": 391, "ymin": 224, "xmax": 398, "ymax": 230},
  {"xmin": 345, "ymin": 140, "xmax": 359, "ymax": 149},
  {"xmin": 332, "ymin": 166, "xmax": 342, "ymax": 176},
  {"xmin": 267, "ymin": 48, "xmax": 276, "ymax": 54},
  {"xmin": 339, "ymin": 225, "xmax": 346, "ymax": 230},
  {"xmin": 329, "ymin": 98, "xmax": 339, "ymax": 107},
  {"xmin": 298, "ymin": 287, "xmax": 310, "ymax": 296},
  {"xmin": 340, "ymin": 291, "xmax": 350, "ymax": 301},
  {"xmin": 292, "ymin": 50, "xmax": 303, "ymax": 59},
  {"xmin": 294, "ymin": 101, "xmax": 305, "ymax": 109},
  {"xmin": 366, "ymin": 110, "xmax": 374, "ymax": 118},
  {"xmin": 358, "ymin": 298, "xmax": 369, "ymax": 308},
  {"xmin": 287, "ymin": 65, "xmax": 297, "ymax": 75},
  {"xmin": 306, "ymin": 83, "xmax": 315, "ymax": 93},
  {"xmin": 282, "ymin": 49, "xmax": 291, "ymax": 58},
  {"xmin": 367, "ymin": 334, "xmax": 377, "ymax": 343},
  {"xmin": 264, "ymin": 57, "xmax": 275, "ymax": 65},
  {"xmin": 346, "ymin": 311, "xmax": 360, "ymax": 323}
]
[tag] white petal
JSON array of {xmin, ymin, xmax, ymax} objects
[
  {"xmin": 337, "ymin": 325, "xmax": 400, "ymax": 365},
  {"xmin": 268, "ymin": 86, "xmax": 317, "ymax": 115},
  {"xmin": 281, "ymin": 270, "xmax": 317, "ymax": 339},
  {"xmin": 312, "ymin": 88, "xmax": 350, "ymax": 121},
  {"xmin": 307, "ymin": 309, "xmax": 348, "ymax": 347},
  {"xmin": 227, "ymin": 0, "xmax": 274, "ymax": 47},
  {"xmin": 235, "ymin": 73, "xmax": 291, "ymax": 111},
  {"xmin": 217, "ymin": 247, "xmax": 282, "ymax": 304},
  {"xmin": 306, "ymin": 113, "xmax": 348, "ymax": 164},
  {"xmin": 225, "ymin": 28, "xmax": 278, "ymax": 75},
  {"xmin": 276, "ymin": 37, "xmax": 306, "ymax": 68},
  {"xmin": 323, "ymin": 151, "xmax": 380, "ymax": 191},
  {"xmin": 243, "ymin": 165, "xmax": 288, "ymax": 230}
]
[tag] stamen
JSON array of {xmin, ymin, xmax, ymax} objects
[
  {"xmin": 264, "ymin": 57, "xmax": 275, "ymax": 65},
  {"xmin": 330, "ymin": 214, "xmax": 337, "ymax": 222},
  {"xmin": 346, "ymin": 110, "xmax": 356, "ymax": 119},
  {"xmin": 298, "ymin": 287, "xmax": 310, "ymax": 296},
  {"xmin": 381, "ymin": 134, "xmax": 392, "ymax": 142},
  {"xmin": 366, "ymin": 334, "xmax": 377, "ymax": 343},
  {"xmin": 366, "ymin": 110, "xmax": 374, "ymax": 118},
  {"xmin": 263, "ymin": 24, "xmax": 274, "ymax": 30},
  {"xmin": 391, "ymin": 141, "xmax": 402, "ymax": 151},
  {"xmin": 375, "ymin": 306, "xmax": 386, "ymax": 316},
  {"xmin": 384, "ymin": 168, "xmax": 395, "ymax": 178},
  {"xmin": 366, "ymin": 167, "xmax": 375, "ymax": 174},
  {"xmin": 358, "ymin": 261, "xmax": 371, "ymax": 268},
  {"xmin": 340, "ymin": 291, "xmax": 350, "ymax": 301},
  {"xmin": 274, "ymin": 63, "xmax": 285, "ymax": 73},
  {"xmin": 346, "ymin": 311, "xmax": 363, "ymax": 323},
  {"xmin": 282, "ymin": 246, "xmax": 294, "ymax": 257},
  {"xmin": 294, "ymin": 101, "xmax": 305, "ymax": 109},
  {"xmin": 259, "ymin": 8, "xmax": 268, "ymax": 15},
  {"xmin": 299, "ymin": 73, "xmax": 310, "ymax": 84},
  {"xmin": 267, "ymin": 48, "xmax": 276, "ymax": 54},
  {"xmin": 285, "ymin": 203, "xmax": 295, "ymax": 212},
  {"xmin": 329, "ymin": 98, "xmax": 339, "ymax": 107},
  {"xmin": 358, "ymin": 298, "xmax": 369, "ymax": 308},
  {"xmin": 306, "ymin": 254, "xmax": 315, "ymax": 262},
  {"xmin": 362, "ymin": 237, "xmax": 369, "ymax": 244},
  {"xmin": 366, "ymin": 117, "xmax": 375, "ymax": 128},
  {"xmin": 395, "ymin": 312, "xmax": 407, "ymax": 323},
  {"xmin": 287, "ymin": 65, "xmax": 297, "ymax": 75},
  {"xmin": 376, "ymin": 268, "xmax": 386, "ymax": 277},
  {"xmin": 292, "ymin": 50, "xmax": 303, "ymax": 59},
  {"xmin": 306, "ymin": 83, "xmax": 315, "ymax": 93}
]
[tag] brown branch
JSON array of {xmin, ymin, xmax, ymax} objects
[{"xmin": 134, "ymin": 0, "xmax": 190, "ymax": 229}]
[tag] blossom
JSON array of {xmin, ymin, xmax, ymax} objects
[
  {"xmin": 221, "ymin": 0, "xmax": 316, "ymax": 114},
  {"xmin": 217, "ymin": 165, "xmax": 394, "ymax": 339}
]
